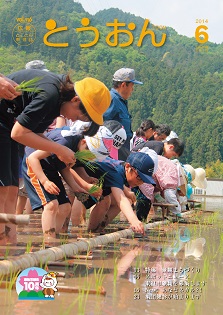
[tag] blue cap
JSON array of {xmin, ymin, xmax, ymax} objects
[{"xmin": 126, "ymin": 152, "xmax": 156, "ymax": 185}]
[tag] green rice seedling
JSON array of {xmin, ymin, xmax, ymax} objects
[
  {"xmin": 72, "ymin": 263, "xmax": 79, "ymax": 274},
  {"xmin": 25, "ymin": 238, "xmax": 33, "ymax": 253},
  {"xmin": 157, "ymin": 225, "xmax": 163, "ymax": 243},
  {"xmin": 112, "ymin": 256, "xmax": 118, "ymax": 300},
  {"xmin": 78, "ymin": 280, "xmax": 91, "ymax": 315},
  {"xmin": 183, "ymin": 299, "xmax": 196, "ymax": 315},
  {"xmin": 4, "ymin": 244, "xmax": 11, "ymax": 259},
  {"xmin": 94, "ymin": 267, "xmax": 105, "ymax": 294},
  {"xmin": 212, "ymin": 234, "xmax": 223, "ymax": 260},
  {"xmin": 183, "ymin": 269, "xmax": 200, "ymax": 315},
  {"xmin": 219, "ymin": 231, "xmax": 223, "ymax": 257},
  {"xmin": 39, "ymin": 258, "xmax": 43, "ymax": 269},
  {"xmin": 43, "ymin": 260, "xmax": 50, "ymax": 272},
  {"xmin": 99, "ymin": 249, "xmax": 107, "ymax": 258},
  {"xmin": 59, "ymin": 234, "xmax": 68, "ymax": 246},
  {"xmin": 5, "ymin": 270, "xmax": 20, "ymax": 291},
  {"xmin": 15, "ymin": 77, "xmax": 43, "ymax": 93},
  {"xmin": 88, "ymin": 173, "xmax": 107, "ymax": 200},
  {"xmin": 201, "ymin": 257, "xmax": 210, "ymax": 287},
  {"xmin": 98, "ymin": 172, "xmax": 107, "ymax": 188},
  {"xmin": 75, "ymin": 150, "xmax": 98, "ymax": 172},
  {"xmin": 0, "ymin": 274, "xmax": 5, "ymax": 286},
  {"xmin": 113, "ymin": 256, "xmax": 118, "ymax": 286},
  {"xmin": 210, "ymin": 211, "xmax": 220, "ymax": 225},
  {"xmin": 142, "ymin": 253, "xmax": 149, "ymax": 270},
  {"xmin": 10, "ymin": 270, "xmax": 20, "ymax": 290},
  {"xmin": 191, "ymin": 255, "xmax": 209, "ymax": 305},
  {"xmin": 59, "ymin": 296, "xmax": 79, "ymax": 315},
  {"xmin": 134, "ymin": 250, "xmax": 143, "ymax": 270},
  {"xmin": 134, "ymin": 188, "xmax": 141, "ymax": 197},
  {"xmin": 88, "ymin": 184, "xmax": 101, "ymax": 195},
  {"xmin": 112, "ymin": 241, "xmax": 120, "ymax": 251},
  {"xmin": 39, "ymin": 257, "xmax": 50, "ymax": 271}
]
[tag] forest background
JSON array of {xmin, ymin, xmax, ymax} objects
[{"xmin": 0, "ymin": 0, "xmax": 223, "ymax": 177}]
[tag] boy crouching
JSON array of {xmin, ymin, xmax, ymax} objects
[{"xmin": 77, "ymin": 152, "xmax": 156, "ymax": 234}]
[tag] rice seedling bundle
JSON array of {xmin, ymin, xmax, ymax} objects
[
  {"xmin": 15, "ymin": 77, "xmax": 43, "ymax": 93},
  {"xmin": 75, "ymin": 150, "xmax": 98, "ymax": 172}
]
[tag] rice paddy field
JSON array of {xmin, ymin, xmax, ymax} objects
[{"xmin": 0, "ymin": 196, "xmax": 223, "ymax": 315}]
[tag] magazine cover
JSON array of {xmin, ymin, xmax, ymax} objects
[{"xmin": 0, "ymin": 1, "xmax": 222, "ymax": 314}]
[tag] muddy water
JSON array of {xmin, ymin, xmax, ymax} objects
[{"xmin": 0, "ymin": 196, "xmax": 223, "ymax": 315}]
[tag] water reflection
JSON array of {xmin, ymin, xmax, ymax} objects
[
  {"xmin": 0, "ymin": 197, "xmax": 223, "ymax": 315},
  {"xmin": 111, "ymin": 227, "xmax": 206, "ymax": 302}
]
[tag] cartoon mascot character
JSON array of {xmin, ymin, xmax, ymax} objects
[{"xmin": 40, "ymin": 272, "xmax": 58, "ymax": 298}]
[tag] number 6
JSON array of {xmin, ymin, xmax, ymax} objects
[{"xmin": 195, "ymin": 25, "xmax": 209, "ymax": 43}]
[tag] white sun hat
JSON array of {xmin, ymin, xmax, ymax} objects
[
  {"xmin": 192, "ymin": 168, "xmax": 207, "ymax": 189},
  {"xmin": 165, "ymin": 130, "xmax": 178, "ymax": 141},
  {"xmin": 85, "ymin": 126, "xmax": 113, "ymax": 161},
  {"xmin": 61, "ymin": 120, "xmax": 92, "ymax": 137},
  {"xmin": 61, "ymin": 122, "xmax": 113, "ymax": 161}
]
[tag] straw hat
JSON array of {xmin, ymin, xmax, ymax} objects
[
  {"xmin": 185, "ymin": 238, "xmax": 206, "ymax": 259},
  {"xmin": 192, "ymin": 168, "xmax": 207, "ymax": 189}
]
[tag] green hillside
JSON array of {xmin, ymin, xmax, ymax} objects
[{"xmin": 0, "ymin": 0, "xmax": 223, "ymax": 167}]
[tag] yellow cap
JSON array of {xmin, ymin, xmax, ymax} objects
[{"xmin": 74, "ymin": 77, "xmax": 111, "ymax": 125}]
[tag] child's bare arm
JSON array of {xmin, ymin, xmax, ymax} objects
[
  {"xmin": 55, "ymin": 115, "xmax": 66, "ymax": 128},
  {"xmin": 74, "ymin": 167, "xmax": 98, "ymax": 184},
  {"xmin": 69, "ymin": 168, "xmax": 101, "ymax": 198},
  {"xmin": 60, "ymin": 168, "xmax": 88, "ymax": 193},
  {"xmin": 111, "ymin": 187, "xmax": 144, "ymax": 234},
  {"xmin": 11, "ymin": 122, "xmax": 76, "ymax": 166},
  {"xmin": 123, "ymin": 186, "xmax": 136, "ymax": 204},
  {"xmin": 27, "ymin": 150, "xmax": 60, "ymax": 195}
]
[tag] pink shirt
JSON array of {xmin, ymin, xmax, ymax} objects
[
  {"xmin": 154, "ymin": 155, "xmax": 178, "ymax": 190},
  {"xmin": 139, "ymin": 156, "xmax": 178, "ymax": 200}
]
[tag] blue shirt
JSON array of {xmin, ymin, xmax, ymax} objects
[
  {"xmin": 85, "ymin": 157, "xmax": 127, "ymax": 192},
  {"xmin": 103, "ymin": 88, "xmax": 132, "ymax": 138},
  {"xmin": 82, "ymin": 157, "xmax": 128, "ymax": 209}
]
